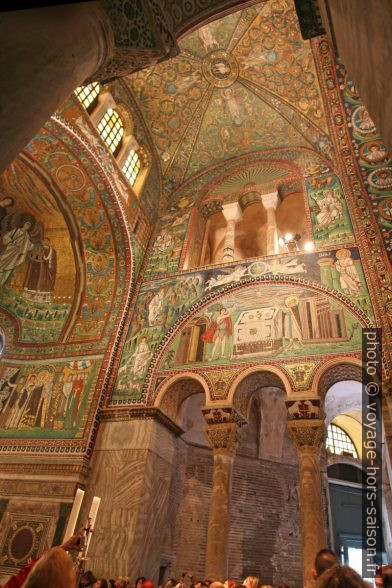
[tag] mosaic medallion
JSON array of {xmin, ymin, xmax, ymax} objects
[{"xmin": 202, "ymin": 50, "xmax": 239, "ymax": 87}]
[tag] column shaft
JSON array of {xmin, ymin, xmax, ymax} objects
[
  {"xmin": 205, "ymin": 450, "xmax": 235, "ymax": 581},
  {"xmin": 297, "ymin": 446, "xmax": 326, "ymax": 587},
  {"xmin": 265, "ymin": 206, "xmax": 279, "ymax": 255},
  {"xmin": 223, "ymin": 219, "xmax": 236, "ymax": 262},
  {"xmin": 0, "ymin": 3, "xmax": 113, "ymax": 171}
]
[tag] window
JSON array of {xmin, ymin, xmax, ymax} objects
[
  {"xmin": 97, "ymin": 109, "xmax": 124, "ymax": 155},
  {"xmin": 122, "ymin": 150, "xmax": 141, "ymax": 186},
  {"xmin": 75, "ymin": 83, "xmax": 101, "ymax": 112},
  {"xmin": 326, "ymin": 424, "xmax": 358, "ymax": 458}
]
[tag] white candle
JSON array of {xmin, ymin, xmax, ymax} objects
[
  {"xmin": 85, "ymin": 496, "xmax": 101, "ymax": 556},
  {"xmin": 63, "ymin": 488, "xmax": 84, "ymax": 542}
]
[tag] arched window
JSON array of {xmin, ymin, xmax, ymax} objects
[
  {"xmin": 122, "ymin": 149, "xmax": 141, "ymax": 186},
  {"xmin": 75, "ymin": 83, "xmax": 101, "ymax": 112},
  {"xmin": 326, "ymin": 424, "xmax": 358, "ymax": 458},
  {"xmin": 97, "ymin": 109, "xmax": 124, "ymax": 155}
]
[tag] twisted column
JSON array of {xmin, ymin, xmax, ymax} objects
[{"xmin": 286, "ymin": 400, "xmax": 326, "ymax": 587}]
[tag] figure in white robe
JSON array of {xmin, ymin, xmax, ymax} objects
[
  {"xmin": 335, "ymin": 249, "xmax": 362, "ymax": 293},
  {"xmin": 0, "ymin": 221, "xmax": 34, "ymax": 285}
]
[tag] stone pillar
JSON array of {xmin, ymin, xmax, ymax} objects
[
  {"xmin": 202, "ymin": 405, "xmax": 246, "ymax": 582},
  {"xmin": 0, "ymin": 3, "xmax": 114, "ymax": 172},
  {"xmin": 286, "ymin": 400, "xmax": 326, "ymax": 587},
  {"xmin": 0, "ymin": 1, "xmax": 179, "ymax": 172},
  {"xmin": 221, "ymin": 202, "xmax": 242, "ymax": 263},
  {"xmin": 261, "ymin": 192, "xmax": 280, "ymax": 255}
]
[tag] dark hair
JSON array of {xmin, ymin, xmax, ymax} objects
[
  {"xmin": 99, "ymin": 581, "xmax": 109, "ymax": 588},
  {"xmin": 276, "ymin": 584, "xmax": 291, "ymax": 588},
  {"xmin": 316, "ymin": 565, "xmax": 367, "ymax": 588},
  {"xmin": 376, "ymin": 565, "xmax": 392, "ymax": 588},
  {"xmin": 314, "ymin": 549, "xmax": 339, "ymax": 577},
  {"xmin": 135, "ymin": 578, "xmax": 147, "ymax": 586},
  {"xmin": 82, "ymin": 570, "xmax": 97, "ymax": 586}
]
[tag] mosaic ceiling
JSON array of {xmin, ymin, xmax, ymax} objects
[{"xmin": 125, "ymin": 0, "xmax": 330, "ymax": 197}]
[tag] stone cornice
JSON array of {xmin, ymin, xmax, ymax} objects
[{"xmin": 98, "ymin": 406, "xmax": 184, "ymax": 436}]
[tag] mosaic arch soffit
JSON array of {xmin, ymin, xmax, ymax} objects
[
  {"xmin": 124, "ymin": 0, "xmax": 332, "ymax": 204},
  {"xmin": 0, "ymin": 117, "xmax": 134, "ymax": 356}
]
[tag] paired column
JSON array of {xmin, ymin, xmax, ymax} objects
[
  {"xmin": 203, "ymin": 407, "xmax": 245, "ymax": 581},
  {"xmin": 261, "ymin": 192, "xmax": 281, "ymax": 255},
  {"xmin": 221, "ymin": 202, "xmax": 242, "ymax": 263},
  {"xmin": 286, "ymin": 400, "xmax": 326, "ymax": 587}
]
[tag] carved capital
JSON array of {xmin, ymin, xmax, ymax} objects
[
  {"xmin": 261, "ymin": 191, "xmax": 280, "ymax": 210},
  {"xmin": 200, "ymin": 199, "xmax": 223, "ymax": 219},
  {"xmin": 238, "ymin": 190, "xmax": 261, "ymax": 210},
  {"xmin": 204, "ymin": 422, "xmax": 238, "ymax": 456},
  {"xmin": 287, "ymin": 419, "xmax": 325, "ymax": 450},
  {"xmin": 89, "ymin": 0, "xmax": 179, "ymax": 82},
  {"xmin": 202, "ymin": 406, "xmax": 247, "ymax": 427},
  {"xmin": 221, "ymin": 202, "xmax": 242, "ymax": 223}
]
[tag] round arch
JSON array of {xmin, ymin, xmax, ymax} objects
[
  {"xmin": 227, "ymin": 365, "xmax": 292, "ymax": 407},
  {"xmin": 154, "ymin": 371, "xmax": 211, "ymax": 408},
  {"xmin": 313, "ymin": 357, "xmax": 362, "ymax": 398}
]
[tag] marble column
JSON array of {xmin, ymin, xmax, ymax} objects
[
  {"xmin": 0, "ymin": 3, "xmax": 114, "ymax": 172},
  {"xmin": 286, "ymin": 403, "xmax": 326, "ymax": 587},
  {"xmin": 221, "ymin": 202, "xmax": 242, "ymax": 263},
  {"xmin": 0, "ymin": 1, "xmax": 179, "ymax": 172},
  {"xmin": 261, "ymin": 192, "xmax": 281, "ymax": 255},
  {"xmin": 204, "ymin": 420, "xmax": 238, "ymax": 581}
]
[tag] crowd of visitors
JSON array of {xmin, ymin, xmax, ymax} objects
[{"xmin": 1, "ymin": 533, "xmax": 391, "ymax": 588}]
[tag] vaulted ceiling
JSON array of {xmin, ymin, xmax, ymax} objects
[{"xmin": 124, "ymin": 0, "xmax": 331, "ymax": 200}]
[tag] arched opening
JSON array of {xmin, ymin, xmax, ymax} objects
[
  {"xmin": 228, "ymin": 370, "xmax": 301, "ymax": 586},
  {"xmin": 324, "ymin": 378, "xmax": 391, "ymax": 572},
  {"xmin": 189, "ymin": 180, "xmax": 310, "ymax": 269},
  {"xmin": 157, "ymin": 377, "xmax": 211, "ymax": 581}
]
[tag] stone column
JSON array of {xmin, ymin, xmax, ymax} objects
[
  {"xmin": 0, "ymin": 1, "xmax": 179, "ymax": 172},
  {"xmin": 261, "ymin": 192, "xmax": 281, "ymax": 255},
  {"xmin": 221, "ymin": 202, "xmax": 242, "ymax": 262},
  {"xmin": 203, "ymin": 406, "xmax": 246, "ymax": 581},
  {"xmin": 286, "ymin": 400, "xmax": 326, "ymax": 587},
  {"xmin": 0, "ymin": 3, "xmax": 114, "ymax": 172}
]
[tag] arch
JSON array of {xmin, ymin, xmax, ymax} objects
[
  {"xmin": 144, "ymin": 276, "xmax": 371, "ymax": 405},
  {"xmin": 313, "ymin": 357, "xmax": 362, "ymax": 398},
  {"xmin": 228, "ymin": 365, "xmax": 292, "ymax": 406},
  {"xmin": 154, "ymin": 371, "xmax": 211, "ymax": 409}
]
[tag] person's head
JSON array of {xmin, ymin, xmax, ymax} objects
[
  {"xmin": 195, "ymin": 582, "xmax": 209, "ymax": 588},
  {"xmin": 312, "ymin": 549, "xmax": 339, "ymax": 579},
  {"xmin": 210, "ymin": 582, "xmax": 224, "ymax": 588},
  {"xmin": 135, "ymin": 577, "xmax": 146, "ymax": 588},
  {"xmin": 115, "ymin": 579, "xmax": 126, "ymax": 588},
  {"xmin": 316, "ymin": 565, "xmax": 367, "ymax": 588},
  {"xmin": 243, "ymin": 578, "xmax": 261, "ymax": 588},
  {"xmin": 376, "ymin": 565, "xmax": 392, "ymax": 588},
  {"xmin": 82, "ymin": 571, "xmax": 98, "ymax": 586},
  {"xmin": 93, "ymin": 581, "xmax": 109, "ymax": 588},
  {"xmin": 21, "ymin": 547, "xmax": 76, "ymax": 588},
  {"xmin": 224, "ymin": 580, "xmax": 236, "ymax": 588},
  {"xmin": 141, "ymin": 581, "xmax": 156, "ymax": 588}
]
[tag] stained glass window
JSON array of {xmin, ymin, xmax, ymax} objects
[
  {"xmin": 122, "ymin": 150, "xmax": 141, "ymax": 186},
  {"xmin": 326, "ymin": 424, "xmax": 358, "ymax": 458},
  {"xmin": 97, "ymin": 109, "xmax": 124, "ymax": 154},
  {"xmin": 75, "ymin": 83, "xmax": 100, "ymax": 112}
]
